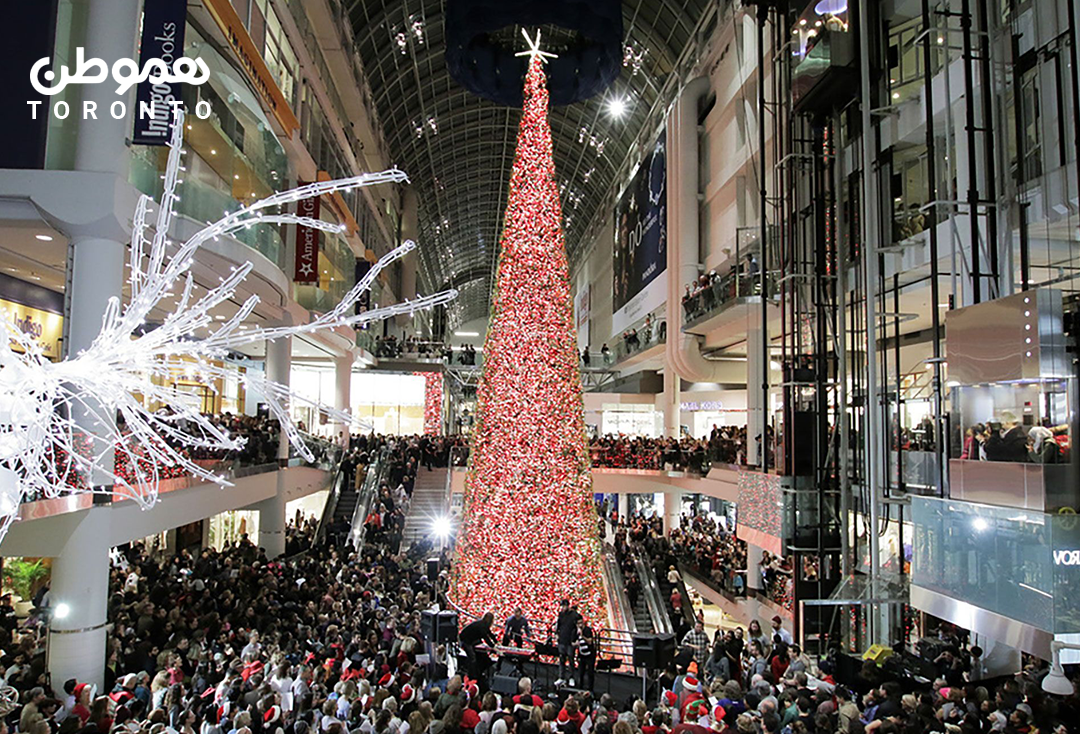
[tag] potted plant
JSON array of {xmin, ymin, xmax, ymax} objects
[{"xmin": 4, "ymin": 558, "xmax": 48, "ymax": 612}]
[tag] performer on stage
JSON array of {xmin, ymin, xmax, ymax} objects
[
  {"xmin": 502, "ymin": 607, "xmax": 531, "ymax": 647},
  {"xmin": 460, "ymin": 612, "xmax": 498, "ymax": 679}
]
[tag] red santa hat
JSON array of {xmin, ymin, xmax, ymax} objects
[
  {"xmin": 462, "ymin": 710, "xmax": 481, "ymax": 731},
  {"xmin": 682, "ymin": 675, "xmax": 700, "ymax": 692},
  {"xmin": 663, "ymin": 691, "xmax": 678, "ymax": 707},
  {"xmin": 378, "ymin": 673, "xmax": 394, "ymax": 687},
  {"xmin": 264, "ymin": 706, "xmax": 281, "ymax": 724},
  {"xmin": 401, "ymin": 684, "xmax": 417, "ymax": 703},
  {"xmin": 712, "ymin": 705, "xmax": 726, "ymax": 723},
  {"xmin": 557, "ymin": 710, "xmax": 571, "ymax": 725}
]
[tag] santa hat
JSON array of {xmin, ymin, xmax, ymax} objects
[
  {"xmin": 264, "ymin": 706, "xmax": 281, "ymax": 724},
  {"xmin": 400, "ymin": 684, "xmax": 417, "ymax": 704},
  {"xmin": 465, "ymin": 680, "xmax": 479, "ymax": 700},
  {"xmin": 712, "ymin": 706, "xmax": 726, "ymax": 723},
  {"xmin": 462, "ymin": 710, "xmax": 481, "ymax": 731},
  {"xmin": 663, "ymin": 691, "xmax": 678, "ymax": 708},
  {"xmin": 682, "ymin": 675, "xmax": 700, "ymax": 692},
  {"xmin": 557, "ymin": 711, "xmax": 570, "ymax": 725},
  {"xmin": 378, "ymin": 673, "xmax": 395, "ymax": 687}
]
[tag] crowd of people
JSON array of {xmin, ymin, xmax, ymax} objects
[
  {"xmin": 0, "ymin": 434, "xmax": 1073, "ymax": 734},
  {"xmin": 682, "ymin": 255, "xmax": 760, "ymax": 323},
  {"xmin": 667, "ymin": 516, "xmax": 748, "ymax": 598},
  {"xmin": 959, "ymin": 415, "xmax": 1070, "ymax": 464},
  {"xmin": 587, "ymin": 428, "xmax": 752, "ymax": 475},
  {"xmin": 372, "ymin": 337, "xmax": 478, "ymax": 366}
]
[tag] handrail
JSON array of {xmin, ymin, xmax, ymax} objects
[
  {"xmin": 636, "ymin": 553, "xmax": 674, "ymax": 635},
  {"xmin": 312, "ymin": 463, "xmax": 347, "ymax": 547},
  {"xmin": 348, "ymin": 447, "xmax": 390, "ymax": 548},
  {"xmin": 603, "ymin": 545, "xmax": 637, "ymax": 634}
]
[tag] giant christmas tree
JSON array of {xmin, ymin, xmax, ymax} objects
[{"xmin": 449, "ymin": 43, "xmax": 607, "ymax": 633}]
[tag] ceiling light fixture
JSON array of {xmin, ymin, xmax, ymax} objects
[
  {"xmin": 454, "ymin": 331, "xmax": 479, "ymax": 337},
  {"xmin": 35, "ymin": 234, "xmax": 54, "ymax": 241},
  {"xmin": 608, "ymin": 97, "xmax": 628, "ymax": 118}
]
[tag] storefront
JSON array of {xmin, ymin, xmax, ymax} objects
[{"xmin": 1, "ymin": 272, "xmax": 63, "ymax": 361}]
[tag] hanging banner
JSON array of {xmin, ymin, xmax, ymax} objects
[
  {"xmin": 575, "ymin": 283, "xmax": 591, "ymax": 350},
  {"xmin": 131, "ymin": 0, "xmax": 190, "ymax": 145},
  {"xmin": 294, "ymin": 186, "xmax": 320, "ymax": 283},
  {"xmin": 611, "ymin": 130, "xmax": 667, "ymax": 335}
]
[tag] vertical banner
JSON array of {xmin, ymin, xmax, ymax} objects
[
  {"xmin": 294, "ymin": 187, "xmax": 320, "ymax": 283},
  {"xmin": 611, "ymin": 130, "xmax": 667, "ymax": 335},
  {"xmin": 574, "ymin": 283, "xmax": 591, "ymax": 351},
  {"xmin": 131, "ymin": 0, "xmax": 189, "ymax": 145},
  {"xmin": 354, "ymin": 259, "xmax": 372, "ymax": 317}
]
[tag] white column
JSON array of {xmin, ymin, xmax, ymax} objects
[
  {"xmin": 48, "ymin": 511, "xmax": 110, "ymax": 690},
  {"xmin": 663, "ymin": 368, "xmax": 681, "ymax": 439},
  {"xmin": 617, "ymin": 493, "xmax": 630, "ymax": 522},
  {"xmin": 746, "ymin": 307, "xmax": 765, "ymax": 467},
  {"xmin": 745, "ymin": 540, "xmax": 763, "ymax": 594},
  {"xmin": 334, "ymin": 354, "xmax": 353, "ymax": 448},
  {"xmin": 64, "ymin": 0, "xmax": 141, "ymax": 485},
  {"xmin": 663, "ymin": 490, "xmax": 683, "ymax": 535},
  {"xmin": 258, "ymin": 334, "xmax": 291, "ymax": 558}
]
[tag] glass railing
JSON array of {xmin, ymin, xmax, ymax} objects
[
  {"xmin": 129, "ymin": 149, "xmax": 285, "ymax": 269},
  {"xmin": 613, "ymin": 317, "xmax": 666, "ymax": 363},
  {"xmin": 911, "ymin": 496, "xmax": 1080, "ymax": 634}
]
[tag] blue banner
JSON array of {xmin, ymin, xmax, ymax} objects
[{"xmin": 132, "ymin": 0, "xmax": 189, "ymax": 145}]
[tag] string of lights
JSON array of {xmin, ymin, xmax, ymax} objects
[{"xmin": 0, "ymin": 109, "xmax": 456, "ymax": 542}]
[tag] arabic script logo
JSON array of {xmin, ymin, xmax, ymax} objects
[{"xmin": 30, "ymin": 47, "xmax": 210, "ymax": 97}]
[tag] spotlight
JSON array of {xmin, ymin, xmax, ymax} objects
[
  {"xmin": 432, "ymin": 516, "xmax": 453, "ymax": 539},
  {"xmin": 608, "ymin": 97, "xmax": 628, "ymax": 118},
  {"xmin": 972, "ymin": 517, "xmax": 989, "ymax": 532},
  {"xmin": 54, "ymin": 603, "xmax": 71, "ymax": 620}
]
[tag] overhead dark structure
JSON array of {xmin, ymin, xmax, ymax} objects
[
  {"xmin": 444, "ymin": 0, "xmax": 623, "ymax": 107},
  {"xmin": 348, "ymin": 0, "xmax": 714, "ymax": 327}
]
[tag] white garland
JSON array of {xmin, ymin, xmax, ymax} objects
[{"xmin": 0, "ymin": 110, "xmax": 456, "ymax": 540}]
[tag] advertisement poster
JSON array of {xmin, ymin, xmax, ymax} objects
[{"xmin": 611, "ymin": 131, "xmax": 667, "ymax": 335}]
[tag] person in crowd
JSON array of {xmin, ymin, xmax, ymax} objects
[
  {"xmin": 502, "ymin": 608, "xmax": 531, "ymax": 647},
  {"xmin": 556, "ymin": 600, "xmax": 582, "ymax": 687}
]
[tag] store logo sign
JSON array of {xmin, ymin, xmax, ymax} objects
[{"xmin": 1053, "ymin": 549, "xmax": 1080, "ymax": 566}]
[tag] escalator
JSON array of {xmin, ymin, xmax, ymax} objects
[{"xmin": 635, "ymin": 554, "xmax": 674, "ymax": 635}]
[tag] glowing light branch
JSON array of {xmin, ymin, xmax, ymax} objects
[{"xmin": 0, "ymin": 108, "xmax": 456, "ymax": 541}]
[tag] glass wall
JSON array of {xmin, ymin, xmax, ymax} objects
[{"xmin": 127, "ymin": 25, "xmax": 290, "ymax": 269}]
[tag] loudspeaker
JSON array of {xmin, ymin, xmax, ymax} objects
[
  {"xmin": 427, "ymin": 557, "xmax": 440, "ymax": 579},
  {"xmin": 491, "ymin": 674, "xmax": 518, "ymax": 695},
  {"xmin": 421, "ymin": 609, "xmax": 459, "ymax": 643},
  {"xmin": 632, "ymin": 632, "xmax": 676, "ymax": 670}
]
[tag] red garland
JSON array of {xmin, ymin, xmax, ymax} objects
[{"xmin": 449, "ymin": 56, "xmax": 607, "ymax": 632}]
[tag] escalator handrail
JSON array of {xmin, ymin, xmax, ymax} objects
[
  {"xmin": 634, "ymin": 552, "xmax": 674, "ymax": 635},
  {"xmin": 348, "ymin": 447, "xmax": 391, "ymax": 548},
  {"xmin": 312, "ymin": 463, "xmax": 347, "ymax": 548}
]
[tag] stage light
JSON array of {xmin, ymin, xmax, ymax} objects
[
  {"xmin": 54, "ymin": 603, "xmax": 71, "ymax": 620},
  {"xmin": 433, "ymin": 516, "xmax": 453, "ymax": 539}
]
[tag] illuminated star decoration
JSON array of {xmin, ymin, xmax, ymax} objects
[
  {"xmin": 0, "ymin": 108, "xmax": 456, "ymax": 542},
  {"xmin": 514, "ymin": 28, "xmax": 559, "ymax": 65},
  {"xmin": 449, "ymin": 48, "xmax": 607, "ymax": 635}
]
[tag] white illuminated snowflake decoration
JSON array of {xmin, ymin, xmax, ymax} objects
[{"xmin": 0, "ymin": 111, "xmax": 455, "ymax": 541}]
